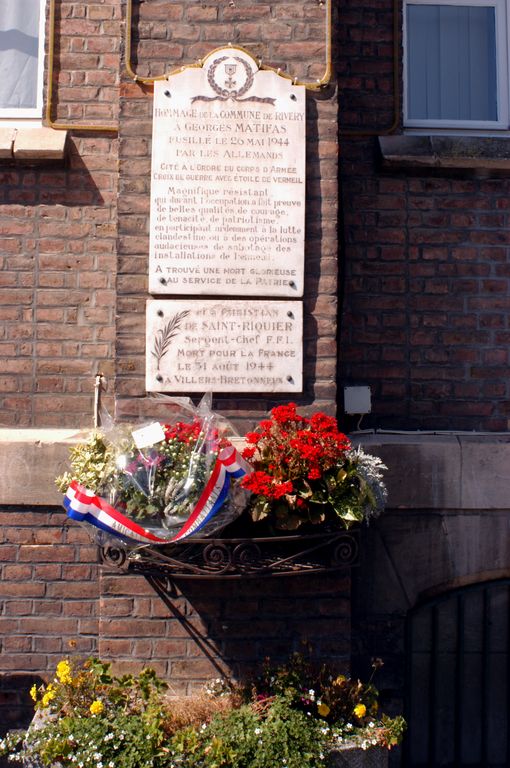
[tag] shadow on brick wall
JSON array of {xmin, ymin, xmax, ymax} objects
[
  {"xmin": 98, "ymin": 566, "xmax": 352, "ymax": 689},
  {"xmin": 148, "ymin": 571, "xmax": 351, "ymax": 683},
  {"xmin": 0, "ymin": 142, "xmax": 106, "ymax": 209}
]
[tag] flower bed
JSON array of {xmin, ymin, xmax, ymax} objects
[{"xmin": 0, "ymin": 656, "xmax": 404, "ymax": 768}]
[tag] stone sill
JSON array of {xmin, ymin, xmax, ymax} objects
[
  {"xmin": 352, "ymin": 432, "xmax": 510, "ymax": 511},
  {"xmin": 0, "ymin": 428, "xmax": 83, "ymax": 506},
  {"xmin": 378, "ymin": 135, "xmax": 510, "ymax": 176},
  {"xmin": 0, "ymin": 126, "xmax": 67, "ymax": 163},
  {"xmin": 0, "ymin": 429, "xmax": 244, "ymax": 506},
  {"xmin": 1, "ymin": 428, "xmax": 510, "ymax": 511}
]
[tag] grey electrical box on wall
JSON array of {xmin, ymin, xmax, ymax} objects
[{"xmin": 344, "ymin": 386, "xmax": 371, "ymax": 415}]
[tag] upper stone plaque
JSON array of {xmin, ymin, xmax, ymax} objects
[{"xmin": 149, "ymin": 47, "xmax": 306, "ymax": 297}]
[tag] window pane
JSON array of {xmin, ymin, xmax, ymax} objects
[
  {"xmin": 0, "ymin": 0, "xmax": 41, "ymax": 110},
  {"xmin": 407, "ymin": 4, "xmax": 498, "ymax": 122}
]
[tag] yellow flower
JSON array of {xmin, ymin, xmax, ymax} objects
[
  {"xmin": 56, "ymin": 660, "xmax": 73, "ymax": 685},
  {"xmin": 41, "ymin": 687, "xmax": 56, "ymax": 708},
  {"xmin": 317, "ymin": 702, "xmax": 330, "ymax": 717},
  {"xmin": 353, "ymin": 703, "xmax": 367, "ymax": 719},
  {"xmin": 334, "ymin": 675, "xmax": 346, "ymax": 685},
  {"xmin": 89, "ymin": 700, "xmax": 104, "ymax": 715},
  {"xmin": 29, "ymin": 684, "xmax": 38, "ymax": 702}
]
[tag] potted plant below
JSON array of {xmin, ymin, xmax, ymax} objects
[{"xmin": 0, "ymin": 654, "xmax": 404, "ymax": 768}]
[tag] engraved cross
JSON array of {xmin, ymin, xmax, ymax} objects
[{"xmin": 224, "ymin": 63, "xmax": 237, "ymax": 90}]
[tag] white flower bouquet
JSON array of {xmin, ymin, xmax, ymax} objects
[{"xmin": 55, "ymin": 395, "xmax": 251, "ymax": 545}]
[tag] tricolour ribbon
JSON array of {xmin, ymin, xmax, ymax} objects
[{"xmin": 63, "ymin": 444, "xmax": 252, "ymax": 545}]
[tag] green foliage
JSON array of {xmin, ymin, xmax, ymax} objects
[
  {"xmin": 55, "ymin": 432, "xmax": 115, "ymax": 494},
  {"xmin": 168, "ymin": 699, "xmax": 327, "ymax": 768},
  {"xmin": 380, "ymin": 714, "xmax": 407, "ymax": 749},
  {"xmin": 247, "ymin": 654, "xmax": 405, "ymax": 750},
  {"xmin": 1, "ymin": 657, "xmax": 170, "ymax": 768},
  {"xmin": 22, "ymin": 709, "xmax": 167, "ymax": 768}
]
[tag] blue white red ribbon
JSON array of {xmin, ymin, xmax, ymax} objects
[{"xmin": 63, "ymin": 444, "xmax": 252, "ymax": 545}]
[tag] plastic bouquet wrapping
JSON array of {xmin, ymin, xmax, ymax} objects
[{"xmin": 55, "ymin": 395, "xmax": 252, "ymax": 546}]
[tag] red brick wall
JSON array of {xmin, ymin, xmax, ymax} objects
[
  {"xmin": 2, "ymin": 0, "xmax": 338, "ymax": 427},
  {"xmin": 0, "ymin": 0, "xmax": 120, "ymax": 427},
  {"xmin": 337, "ymin": 0, "xmax": 510, "ymax": 431},
  {"xmin": 0, "ymin": 508, "xmax": 99, "ymax": 735}
]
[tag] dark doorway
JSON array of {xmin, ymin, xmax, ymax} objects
[{"xmin": 405, "ymin": 579, "xmax": 510, "ymax": 767}]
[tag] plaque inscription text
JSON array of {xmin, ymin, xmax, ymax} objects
[
  {"xmin": 146, "ymin": 299, "xmax": 303, "ymax": 393},
  {"xmin": 149, "ymin": 48, "xmax": 306, "ymax": 297}
]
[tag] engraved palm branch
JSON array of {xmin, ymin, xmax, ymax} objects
[{"xmin": 152, "ymin": 310, "xmax": 190, "ymax": 371}]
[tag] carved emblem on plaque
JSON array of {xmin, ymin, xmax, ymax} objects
[
  {"xmin": 151, "ymin": 310, "xmax": 190, "ymax": 373},
  {"xmin": 224, "ymin": 63, "xmax": 237, "ymax": 89},
  {"xmin": 192, "ymin": 54, "xmax": 275, "ymax": 105}
]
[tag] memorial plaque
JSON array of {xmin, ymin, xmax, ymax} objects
[
  {"xmin": 146, "ymin": 299, "xmax": 303, "ymax": 393},
  {"xmin": 149, "ymin": 47, "xmax": 306, "ymax": 297}
]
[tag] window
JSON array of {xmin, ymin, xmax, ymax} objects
[
  {"xmin": 0, "ymin": 0, "xmax": 46, "ymax": 119},
  {"xmin": 404, "ymin": 0, "xmax": 509, "ymax": 130}
]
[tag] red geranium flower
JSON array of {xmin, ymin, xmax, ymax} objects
[{"xmin": 240, "ymin": 404, "xmax": 351, "ymax": 506}]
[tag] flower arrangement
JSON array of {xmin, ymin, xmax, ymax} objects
[
  {"xmin": 55, "ymin": 398, "xmax": 250, "ymax": 545},
  {"xmin": 240, "ymin": 404, "xmax": 387, "ymax": 531},
  {"xmin": 1, "ymin": 657, "xmax": 169, "ymax": 768},
  {"xmin": 56, "ymin": 422, "xmax": 224, "ymax": 528},
  {"xmin": 249, "ymin": 654, "xmax": 405, "ymax": 751},
  {"xmin": 0, "ymin": 655, "xmax": 405, "ymax": 768},
  {"xmin": 55, "ymin": 400, "xmax": 386, "ymax": 545}
]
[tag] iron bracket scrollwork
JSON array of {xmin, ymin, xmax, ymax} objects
[{"xmin": 100, "ymin": 530, "xmax": 358, "ymax": 579}]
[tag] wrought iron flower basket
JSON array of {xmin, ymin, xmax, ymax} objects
[{"xmin": 100, "ymin": 528, "xmax": 359, "ymax": 579}]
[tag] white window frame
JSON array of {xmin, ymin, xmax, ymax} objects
[
  {"xmin": 0, "ymin": 0, "xmax": 46, "ymax": 122},
  {"xmin": 403, "ymin": 0, "xmax": 510, "ymax": 131}
]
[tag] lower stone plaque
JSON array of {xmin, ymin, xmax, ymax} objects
[{"xmin": 146, "ymin": 299, "xmax": 302, "ymax": 393}]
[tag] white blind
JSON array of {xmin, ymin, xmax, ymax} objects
[
  {"xmin": 0, "ymin": 0, "xmax": 41, "ymax": 110},
  {"xmin": 407, "ymin": 4, "xmax": 498, "ymax": 121}
]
